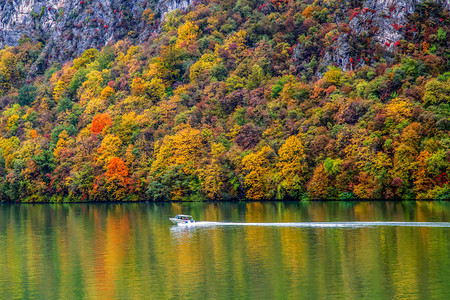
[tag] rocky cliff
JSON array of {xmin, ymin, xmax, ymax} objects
[
  {"xmin": 0, "ymin": 0, "xmax": 191, "ymax": 73},
  {"xmin": 330, "ymin": 0, "xmax": 449, "ymax": 69},
  {"xmin": 297, "ymin": 0, "xmax": 450, "ymax": 71}
]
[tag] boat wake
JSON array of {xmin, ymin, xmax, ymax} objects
[{"xmin": 174, "ymin": 221, "xmax": 450, "ymax": 228}]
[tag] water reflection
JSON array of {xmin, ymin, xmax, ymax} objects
[
  {"xmin": 0, "ymin": 201, "xmax": 449, "ymax": 299},
  {"xmin": 169, "ymin": 224, "xmax": 199, "ymax": 239}
]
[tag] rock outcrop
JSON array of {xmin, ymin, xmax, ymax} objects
[
  {"xmin": 315, "ymin": 0, "xmax": 448, "ymax": 70},
  {"xmin": 0, "ymin": 0, "xmax": 191, "ymax": 72}
]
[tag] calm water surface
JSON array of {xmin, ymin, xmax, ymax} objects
[{"xmin": 0, "ymin": 201, "xmax": 449, "ymax": 299}]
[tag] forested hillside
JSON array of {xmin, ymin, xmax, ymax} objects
[{"xmin": 0, "ymin": 0, "xmax": 448, "ymax": 202}]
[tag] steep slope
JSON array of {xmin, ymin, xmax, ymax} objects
[
  {"xmin": 322, "ymin": 0, "xmax": 450, "ymax": 69},
  {"xmin": 0, "ymin": 0, "xmax": 448, "ymax": 202}
]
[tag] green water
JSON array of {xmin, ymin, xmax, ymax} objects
[{"xmin": 0, "ymin": 201, "xmax": 449, "ymax": 299}]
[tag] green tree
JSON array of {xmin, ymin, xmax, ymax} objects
[{"xmin": 17, "ymin": 84, "xmax": 37, "ymax": 106}]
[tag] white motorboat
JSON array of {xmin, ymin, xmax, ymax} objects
[{"xmin": 169, "ymin": 214, "xmax": 195, "ymax": 225}]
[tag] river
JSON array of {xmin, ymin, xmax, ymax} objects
[{"xmin": 0, "ymin": 201, "xmax": 449, "ymax": 299}]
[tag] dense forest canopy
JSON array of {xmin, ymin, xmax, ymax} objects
[{"xmin": 0, "ymin": 0, "xmax": 448, "ymax": 202}]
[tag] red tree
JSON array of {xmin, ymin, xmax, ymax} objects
[{"xmin": 91, "ymin": 113, "xmax": 112, "ymax": 134}]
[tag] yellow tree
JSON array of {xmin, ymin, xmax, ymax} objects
[
  {"xmin": 276, "ymin": 135, "xmax": 307, "ymax": 198},
  {"xmin": 385, "ymin": 98, "xmax": 412, "ymax": 122},
  {"xmin": 222, "ymin": 30, "xmax": 247, "ymax": 60},
  {"xmin": 389, "ymin": 122, "xmax": 423, "ymax": 190},
  {"xmin": 151, "ymin": 126, "xmax": 204, "ymax": 174},
  {"xmin": 199, "ymin": 142, "xmax": 226, "ymax": 199},
  {"xmin": 79, "ymin": 70, "xmax": 109, "ymax": 105},
  {"xmin": 52, "ymin": 64, "xmax": 76, "ymax": 101},
  {"xmin": 401, "ymin": 122, "xmax": 422, "ymax": 148},
  {"xmin": 323, "ymin": 66, "xmax": 342, "ymax": 86},
  {"xmin": 131, "ymin": 77, "xmax": 165, "ymax": 103},
  {"xmin": 97, "ymin": 134, "xmax": 123, "ymax": 168},
  {"xmin": 189, "ymin": 53, "xmax": 220, "ymax": 81},
  {"xmin": 100, "ymin": 86, "xmax": 115, "ymax": 100},
  {"xmin": 302, "ymin": 5, "xmax": 321, "ymax": 18},
  {"xmin": 390, "ymin": 141, "xmax": 418, "ymax": 197},
  {"xmin": 423, "ymin": 78, "xmax": 450, "ymax": 106},
  {"xmin": 72, "ymin": 48, "xmax": 99, "ymax": 69},
  {"xmin": 7, "ymin": 115, "xmax": 19, "ymax": 132},
  {"xmin": 200, "ymin": 162, "xmax": 224, "ymax": 199},
  {"xmin": 116, "ymin": 112, "xmax": 138, "ymax": 145},
  {"xmin": 413, "ymin": 150, "xmax": 433, "ymax": 197},
  {"xmin": 176, "ymin": 20, "xmax": 199, "ymax": 48},
  {"xmin": 0, "ymin": 49, "xmax": 19, "ymax": 92},
  {"xmin": 84, "ymin": 97, "xmax": 108, "ymax": 117},
  {"xmin": 53, "ymin": 130, "xmax": 73, "ymax": 158},
  {"xmin": 148, "ymin": 126, "xmax": 205, "ymax": 201},
  {"xmin": 242, "ymin": 146, "xmax": 274, "ymax": 200},
  {"xmin": 0, "ymin": 136, "xmax": 20, "ymax": 170}
]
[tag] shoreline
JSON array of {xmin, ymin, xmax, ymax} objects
[{"xmin": 1, "ymin": 198, "xmax": 448, "ymax": 204}]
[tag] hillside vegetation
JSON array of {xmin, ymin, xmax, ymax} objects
[{"xmin": 0, "ymin": 0, "xmax": 448, "ymax": 202}]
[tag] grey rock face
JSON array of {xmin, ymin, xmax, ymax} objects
[
  {"xmin": 0, "ymin": 0, "xmax": 191, "ymax": 71},
  {"xmin": 322, "ymin": 0, "xmax": 449, "ymax": 70}
]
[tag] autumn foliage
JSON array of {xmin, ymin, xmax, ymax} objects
[
  {"xmin": 106, "ymin": 157, "xmax": 129, "ymax": 186},
  {"xmin": 0, "ymin": 0, "xmax": 448, "ymax": 202},
  {"xmin": 91, "ymin": 113, "xmax": 112, "ymax": 134}
]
